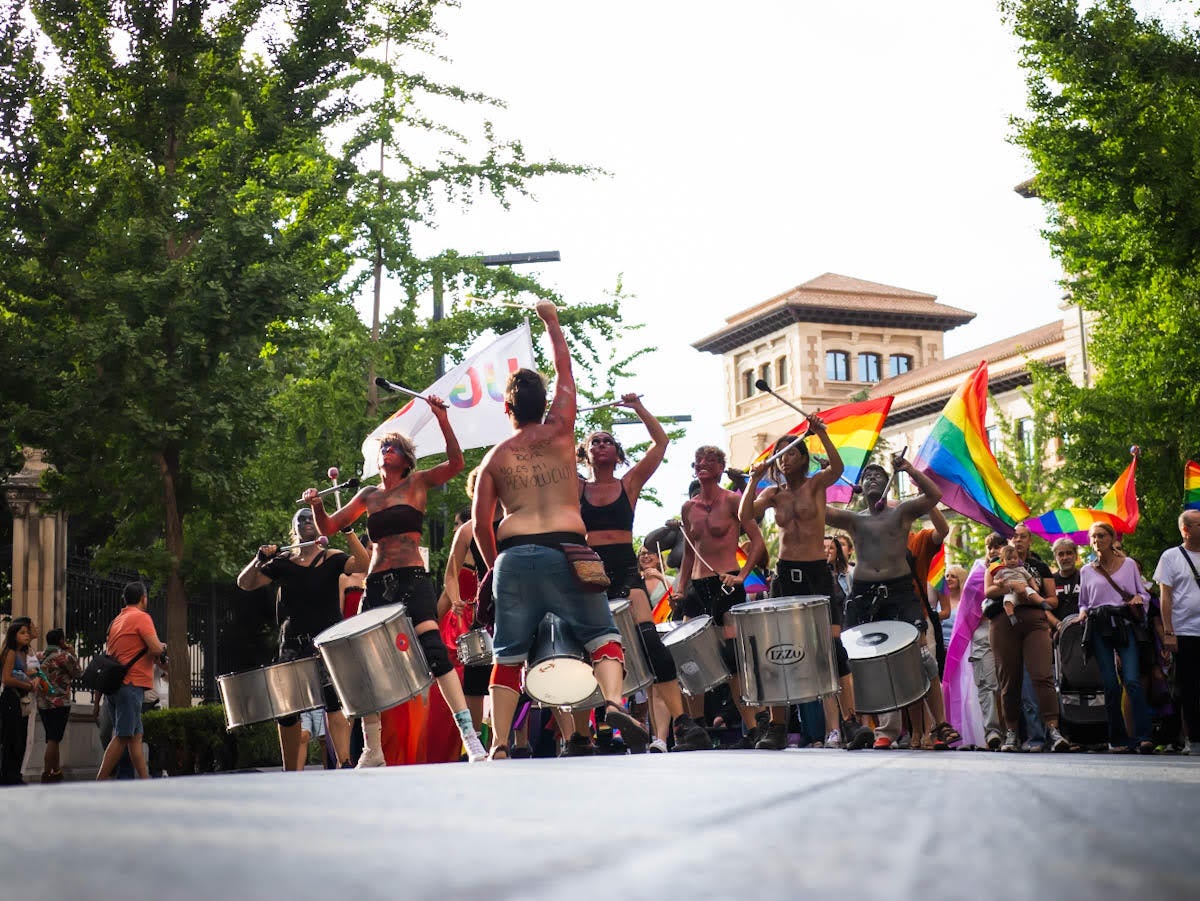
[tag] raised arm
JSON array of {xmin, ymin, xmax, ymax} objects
[
  {"xmin": 808, "ymin": 415, "xmax": 845, "ymax": 490},
  {"xmin": 896, "ymin": 456, "xmax": 942, "ymax": 521},
  {"xmin": 539, "ymin": 301, "xmax": 576, "ymax": 433},
  {"xmin": 421, "ymin": 394, "xmax": 465, "ymax": 487},
  {"xmin": 237, "ymin": 546, "xmax": 277, "ymax": 591},
  {"xmin": 303, "ymin": 486, "xmax": 370, "ymax": 536},
  {"xmin": 738, "ymin": 461, "xmax": 775, "ymax": 522},
  {"xmin": 825, "ymin": 504, "xmax": 856, "ymax": 532},
  {"xmin": 621, "ymin": 394, "xmax": 669, "ymax": 497}
]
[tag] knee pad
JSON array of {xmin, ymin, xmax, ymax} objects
[
  {"xmin": 417, "ymin": 629, "xmax": 454, "ymax": 677},
  {"xmin": 638, "ymin": 621, "xmax": 677, "ymax": 683},
  {"xmin": 721, "ymin": 638, "xmax": 738, "ymax": 673},
  {"xmin": 277, "ymin": 713, "xmax": 300, "ymax": 728},
  {"xmin": 490, "ymin": 662, "xmax": 523, "ymax": 693}
]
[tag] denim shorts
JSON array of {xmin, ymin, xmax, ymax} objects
[
  {"xmin": 111, "ymin": 684, "xmax": 146, "ymax": 738},
  {"xmin": 299, "ymin": 708, "xmax": 326, "ymax": 738},
  {"xmin": 492, "ymin": 543, "xmax": 621, "ymax": 665}
]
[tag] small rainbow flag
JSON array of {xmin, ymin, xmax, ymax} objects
[
  {"xmin": 1023, "ymin": 452, "xmax": 1139, "ymax": 542},
  {"xmin": 912, "ymin": 361, "xmax": 1030, "ymax": 536},
  {"xmin": 735, "ymin": 548, "xmax": 769, "ymax": 594},
  {"xmin": 651, "ymin": 590, "xmax": 673, "ymax": 625},
  {"xmin": 1185, "ymin": 461, "xmax": 1200, "ymax": 512},
  {"xmin": 927, "ymin": 544, "xmax": 946, "ymax": 595},
  {"xmin": 749, "ymin": 396, "xmax": 894, "ymax": 503}
]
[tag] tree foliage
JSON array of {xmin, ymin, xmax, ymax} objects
[{"xmin": 1004, "ymin": 0, "xmax": 1200, "ymax": 560}]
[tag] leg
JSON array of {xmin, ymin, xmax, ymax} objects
[
  {"xmin": 415, "ymin": 621, "xmax": 487, "ymax": 762},
  {"xmin": 357, "ymin": 712, "xmax": 385, "ymax": 767},
  {"xmin": 127, "ymin": 733, "xmax": 151, "ymax": 779},
  {"xmin": 1176, "ymin": 635, "xmax": 1200, "ymax": 746},
  {"xmin": 489, "ymin": 663, "xmax": 523, "ymax": 759},
  {"xmin": 1090, "ymin": 626, "xmax": 1131, "ymax": 748},
  {"xmin": 277, "ymin": 719, "xmax": 304, "ymax": 772},
  {"xmin": 297, "ymin": 725, "xmax": 312, "ymax": 770},
  {"xmin": 467, "ymin": 695, "xmax": 486, "ymax": 732},
  {"xmin": 1113, "ymin": 630, "xmax": 1153, "ymax": 744},
  {"xmin": 988, "ymin": 616, "xmax": 1024, "ymax": 739},
  {"xmin": 97, "ymin": 735, "xmax": 132, "ymax": 781},
  {"xmin": 326, "ymin": 710, "xmax": 351, "ymax": 766}
]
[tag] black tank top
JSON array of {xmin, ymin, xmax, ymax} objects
[
  {"xmin": 580, "ymin": 484, "xmax": 635, "ymax": 532},
  {"xmin": 260, "ymin": 550, "xmax": 350, "ymax": 640},
  {"xmin": 467, "ymin": 518, "xmax": 504, "ymax": 570},
  {"xmin": 367, "ymin": 504, "xmax": 424, "ymax": 542}
]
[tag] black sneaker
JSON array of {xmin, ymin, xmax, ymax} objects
[
  {"xmin": 726, "ymin": 711, "xmax": 768, "ymax": 750},
  {"xmin": 755, "ymin": 721, "xmax": 788, "ymax": 750},
  {"xmin": 509, "ymin": 744, "xmax": 534, "ymax": 759},
  {"xmin": 602, "ymin": 704, "xmax": 650, "ymax": 750},
  {"xmin": 842, "ymin": 720, "xmax": 874, "ymax": 751},
  {"xmin": 672, "ymin": 715, "xmax": 713, "ymax": 752},
  {"xmin": 562, "ymin": 732, "xmax": 595, "ymax": 757}
]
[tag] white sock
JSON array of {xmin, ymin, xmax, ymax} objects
[{"xmin": 363, "ymin": 719, "xmax": 382, "ymax": 752}]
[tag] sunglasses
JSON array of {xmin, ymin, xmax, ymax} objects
[
  {"xmin": 381, "ymin": 443, "xmax": 409, "ymax": 456},
  {"xmin": 590, "ymin": 436, "xmax": 615, "ymax": 446}
]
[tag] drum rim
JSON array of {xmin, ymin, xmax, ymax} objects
[
  {"xmin": 729, "ymin": 595, "xmax": 830, "ymax": 614},
  {"xmin": 314, "ymin": 602, "xmax": 407, "ymax": 644},
  {"xmin": 662, "ymin": 614, "xmax": 712, "ymax": 642},
  {"xmin": 841, "ymin": 620, "xmax": 920, "ymax": 657}
]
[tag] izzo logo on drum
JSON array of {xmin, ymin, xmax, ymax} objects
[{"xmin": 765, "ymin": 644, "xmax": 805, "ymax": 665}]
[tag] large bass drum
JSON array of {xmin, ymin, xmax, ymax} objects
[
  {"xmin": 218, "ymin": 656, "xmax": 325, "ymax": 730},
  {"xmin": 841, "ymin": 620, "xmax": 929, "ymax": 713},
  {"xmin": 314, "ymin": 603, "xmax": 432, "ymax": 716},
  {"xmin": 522, "ymin": 612, "xmax": 600, "ymax": 709},
  {"xmin": 729, "ymin": 596, "xmax": 837, "ymax": 705}
]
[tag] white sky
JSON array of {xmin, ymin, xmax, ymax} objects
[{"xmin": 381, "ymin": 1, "xmax": 1075, "ymax": 535}]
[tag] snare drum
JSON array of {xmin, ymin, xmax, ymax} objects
[
  {"xmin": 661, "ymin": 615, "xmax": 731, "ymax": 697},
  {"xmin": 314, "ymin": 603, "xmax": 433, "ymax": 717},
  {"xmin": 522, "ymin": 613, "xmax": 600, "ymax": 708},
  {"xmin": 218, "ymin": 656, "xmax": 325, "ymax": 730},
  {"xmin": 609, "ymin": 599, "xmax": 654, "ymax": 697},
  {"xmin": 841, "ymin": 620, "xmax": 930, "ymax": 713},
  {"xmin": 456, "ymin": 627, "xmax": 494, "ymax": 667},
  {"xmin": 729, "ymin": 596, "xmax": 837, "ymax": 705}
]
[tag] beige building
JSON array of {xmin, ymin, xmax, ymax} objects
[{"xmin": 692, "ymin": 273, "xmax": 1090, "ymax": 485}]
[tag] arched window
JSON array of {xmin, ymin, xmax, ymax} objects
[
  {"xmin": 889, "ymin": 354, "xmax": 912, "ymax": 377},
  {"xmin": 826, "ymin": 351, "xmax": 850, "ymax": 381},
  {"xmin": 775, "ymin": 357, "xmax": 788, "ymax": 386},
  {"xmin": 858, "ymin": 353, "xmax": 881, "ymax": 383},
  {"xmin": 742, "ymin": 370, "xmax": 755, "ymax": 399}
]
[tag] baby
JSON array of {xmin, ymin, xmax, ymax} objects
[{"xmin": 988, "ymin": 544, "xmax": 1039, "ymax": 625}]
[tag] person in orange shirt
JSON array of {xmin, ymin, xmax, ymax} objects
[{"xmin": 96, "ymin": 581, "xmax": 167, "ymax": 780}]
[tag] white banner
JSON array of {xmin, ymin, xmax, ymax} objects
[{"xmin": 362, "ymin": 323, "xmax": 535, "ymax": 478}]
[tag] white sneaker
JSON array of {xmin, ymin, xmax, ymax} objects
[
  {"xmin": 825, "ymin": 729, "xmax": 842, "ymax": 749},
  {"xmin": 356, "ymin": 747, "xmax": 386, "ymax": 769},
  {"xmin": 649, "ymin": 738, "xmax": 668, "ymax": 753},
  {"xmin": 463, "ymin": 730, "xmax": 489, "ymax": 763}
]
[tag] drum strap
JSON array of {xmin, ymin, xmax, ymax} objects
[{"xmin": 679, "ymin": 528, "xmax": 734, "ymax": 594}]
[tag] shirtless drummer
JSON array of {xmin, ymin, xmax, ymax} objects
[
  {"xmin": 825, "ymin": 453, "xmax": 942, "ymax": 748},
  {"xmin": 740, "ymin": 420, "xmax": 872, "ymax": 750},
  {"xmin": 472, "ymin": 300, "xmax": 649, "ymax": 759},
  {"xmin": 675, "ymin": 445, "xmax": 767, "ymax": 747}
]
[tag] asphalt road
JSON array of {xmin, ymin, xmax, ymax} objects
[{"xmin": 1, "ymin": 749, "xmax": 1195, "ymax": 900}]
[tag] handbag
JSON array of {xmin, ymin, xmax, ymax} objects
[
  {"xmin": 1092, "ymin": 561, "xmax": 1146, "ymax": 623},
  {"xmin": 80, "ymin": 646, "xmax": 148, "ymax": 695},
  {"xmin": 560, "ymin": 543, "xmax": 611, "ymax": 591}
]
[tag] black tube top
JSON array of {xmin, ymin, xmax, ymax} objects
[{"xmin": 367, "ymin": 504, "xmax": 424, "ymax": 541}]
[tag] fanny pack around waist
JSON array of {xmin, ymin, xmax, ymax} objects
[{"xmin": 561, "ymin": 543, "xmax": 611, "ymax": 591}]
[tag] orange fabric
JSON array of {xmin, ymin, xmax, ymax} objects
[
  {"xmin": 381, "ymin": 697, "xmax": 428, "ymax": 766},
  {"xmin": 106, "ymin": 607, "xmax": 159, "ymax": 689},
  {"xmin": 425, "ymin": 608, "xmax": 472, "ymax": 764},
  {"xmin": 907, "ymin": 528, "xmax": 940, "ymax": 589}
]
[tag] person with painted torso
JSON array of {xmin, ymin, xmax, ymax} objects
[
  {"xmin": 472, "ymin": 300, "xmax": 649, "ymax": 759},
  {"xmin": 303, "ymin": 395, "xmax": 487, "ymax": 765}
]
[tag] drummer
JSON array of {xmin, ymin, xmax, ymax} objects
[
  {"xmin": 675, "ymin": 444, "xmax": 768, "ymax": 747},
  {"xmin": 472, "ymin": 300, "xmax": 649, "ymax": 759},
  {"xmin": 741, "ymin": 420, "xmax": 871, "ymax": 751},
  {"xmin": 303, "ymin": 394, "xmax": 488, "ymax": 765},
  {"xmin": 237, "ymin": 508, "xmax": 368, "ymax": 770},
  {"xmin": 576, "ymin": 398, "xmax": 711, "ymax": 754},
  {"xmin": 825, "ymin": 453, "xmax": 942, "ymax": 749}
]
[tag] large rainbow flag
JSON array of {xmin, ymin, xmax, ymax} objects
[
  {"xmin": 735, "ymin": 548, "xmax": 769, "ymax": 594},
  {"xmin": 912, "ymin": 361, "xmax": 1030, "ymax": 536},
  {"xmin": 1023, "ymin": 452, "xmax": 1139, "ymax": 542},
  {"xmin": 749, "ymin": 396, "xmax": 894, "ymax": 503},
  {"xmin": 1186, "ymin": 461, "xmax": 1200, "ymax": 512}
]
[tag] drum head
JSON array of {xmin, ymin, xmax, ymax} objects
[
  {"xmin": 314, "ymin": 603, "xmax": 406, "ymax": 645},
  {"xmin": 655, "ymin": 621, "xmax": 679, "ymax": 635},
  {"xmin": 662, "ymin": 615, "xmax": 712, "ymax": 645},
  {"xmin": 730, "ymin": 595, "xmax": 829, "ymax": 615},
  {"xmin": 842, "ymin": 621, "xmax": 919, "ymax": 658},
  {"xmin": 608, "ymin": 599, "xmax": 631, "ymax": 615}
]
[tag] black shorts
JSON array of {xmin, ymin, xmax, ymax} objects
[
  {"xmin": 38, "ymin": 706, "xmax": 70, "ymax": 743},
  {"xmin": 844, "ymin": 577, "xmax": 924, "ymax": 632},
  {"xmin": 681, "ymin": 573, "xmax": 745, "ymax": 627},
  {"xmin": 364, "ymin": 567, "xmax": 438, "ymax": 626},
  {"xmin": 594, "ymin": 544, "xmax": 645, "ymax": 600},
  {"xmin": 462, "ymin": 663, "xmax": 491, "ymax": 698}
]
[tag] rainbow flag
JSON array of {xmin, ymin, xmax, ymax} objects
[
  {"xmin": 912, "ymin": 361, "xmax": 1030, "ymax": 536},
  {"xmin": 749, "ymin": 396, "xmax": 894, "ymax": 503},
  {"xmin": 1185, "ymin": 461, "xmax": 1200, "ymax": 511},
  {"xmin": 651, "ymin": 590, "xmax": 673, "ymax": 625},
  {"xmin": 735, "ymin": 548, "xmax": 769, "ymax": 594},
  {"xmin": 927, "ymin": 544, "xmax": 946, "ymax": 595},
  {"xmin": 1023, "ymin": 453, "xmax": 1139, "ymax": 542}
]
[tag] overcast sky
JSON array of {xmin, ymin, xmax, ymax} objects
[{"xmin": 378, "ymin": 1, "xmax": 1076, "ymax": 534}]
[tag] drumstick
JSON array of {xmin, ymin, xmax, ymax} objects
[
  {"xmin": 294, "ymin": 477, "xmax": 360, "ymax": 505},
  {"xmin": 755, "ymin": 379, "xmax": 810, "ymax": 419},
  {"xmin": 276, "ymin": 535, "xmax": 329, "ymax": 553},
  {"xmin": 578, "ymin": 394, "xmax": 644, "ymax": 412},
  {"xmin": 374, "ymin": 377, "xmax": 449, "ymax": 409},
  {"xmin": 874, "ymin": 446, "xmax": 908, "ymax": 513}
]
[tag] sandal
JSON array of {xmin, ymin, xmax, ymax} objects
[
  {"xmin": 933, "ymin": 722, "xmax": 962, "ymax": 746},
  {"xmin": 489, "ymin": 745, "xmax": 510, "ymax": 761},
  {"xmin": 603, "ymin": 701, "xmax": 650, "ymax": 747}
]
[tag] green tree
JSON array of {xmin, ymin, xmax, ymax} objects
[
  {"xmin": 1004, "ymin": 0, "xmax": 1200, "ymax": 559},
  {"xmin": 0, "ymin": 0, "xmax": 618, "ymax": 704}
]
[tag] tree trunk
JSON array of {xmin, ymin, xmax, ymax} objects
[{"xmin": 159, "ymin": 448, "xmax": 191, "ymax": 708}]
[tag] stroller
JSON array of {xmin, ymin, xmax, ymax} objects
[{"xmin": 1054, "ymin": 614, "xmax": 1108, "ymax": 746}]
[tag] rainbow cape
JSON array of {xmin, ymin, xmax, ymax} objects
[
  {"xmin": 927, "ymin": 544, "xmax": 946, "ymax": 595},
  {"xmin": 1023, "ymin": 452, "xmax": 1139, "ymax": 542},
  {"xmin": 749, "ymin": 396, "xmax": 894, "ymax": 503},
  {"xmin": 735, "ymin": 548, "xmax": 769, "ymax": 594},
  {"xmin": 912, "ymin": 361, "xmax": 1030, "ymax": 536},
  {"xmin": 1186, "ymin": 461, "xmax": 1200, "ymax": 512}
]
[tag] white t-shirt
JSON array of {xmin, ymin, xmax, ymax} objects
[{"xmin": 1153, "ymin": 545, "xmax": 1200, "ymax": 637}]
